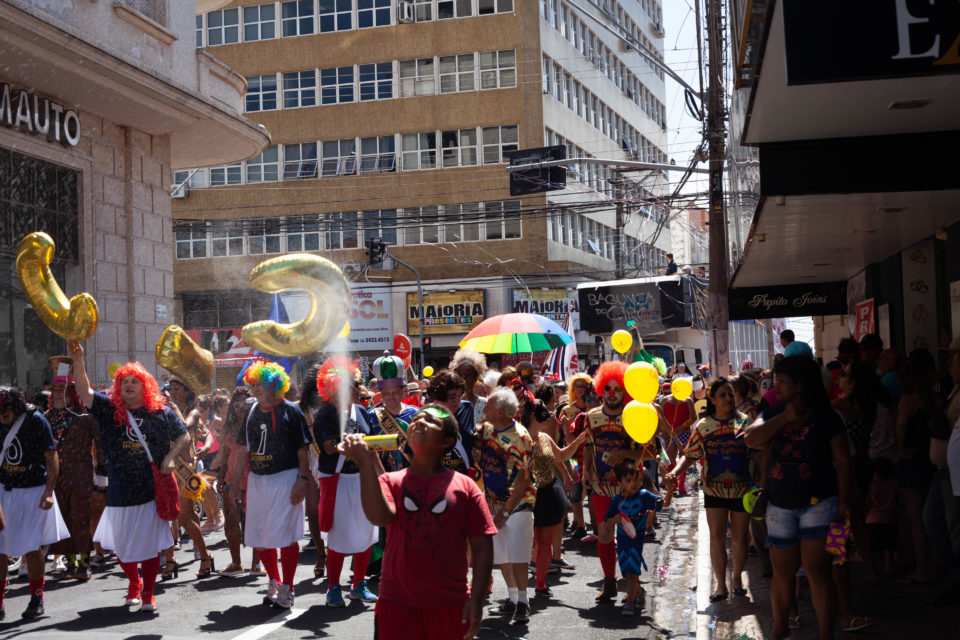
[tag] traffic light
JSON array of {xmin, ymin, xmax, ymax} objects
[
  {"xmin": 367, "ymin": 237, "xmax": 386, "ymax": 266},
  {"xmin": 423, "ymin": 336, "xmax": 432, "ymax": 350}
]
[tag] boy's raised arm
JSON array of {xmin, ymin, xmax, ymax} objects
[{"xmin": 339, "ymin": 433, "xmax": 395, "ymax": 526}]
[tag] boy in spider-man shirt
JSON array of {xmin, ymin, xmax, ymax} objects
[{"xmin": 339, "ymin": 404, "xmax": 495, "ymax": 640}]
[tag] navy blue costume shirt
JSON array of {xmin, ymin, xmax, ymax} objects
[
  {"xmin": 237, "ymin": 400, "xmax": 310, "ymax": 475},
  {"xmin": 0, "ymin": 410, "xmax": 56, "ymax": 489}
]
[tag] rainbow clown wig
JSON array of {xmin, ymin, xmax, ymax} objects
[
  {"xmin": 243, "ymin": 360, "xmax": 290, "ymax": 399},
  {"xmin": 593, "ymin": 361, "xmax": 633, "ymax": 404},
  {"xmin": 316, "ymin": 356, "xmax": 359, "ymax": 403},
  {"xmin": 111, "ymin": 362, "xmax": 165, "ymax": 426}
]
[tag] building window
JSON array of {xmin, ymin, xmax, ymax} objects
[
  {"xmin": 246, "ymin": 146, "xmax": 280, "ymax": 183},
  {"xmin": 358, "ymin": 0, "xmax": 391, "ymax": 27},
  {"xmin": 244, "ymin": 4, "xmax": 277, "ymax": 41},
  {"xmin": 319, "ymin": 0, "xmax": 353, "ymax": 32},
  {"xmin": 196, "ymin": 14, "xmax": 203, "ymax": 47},
  {"xmin": 247, "ymin": 220, "xmax": 282, "ymax": 255},
  {"xmin": 438, "ymin": 0, "xmax": 473, "ymax": 19},
  {"xmin": 321, "ymin": 138, "xmax": 358, "ymax": 176},
  {"xmin": 207, "ymin": 8, "xmax": 239, "ymax": 46},
  {"xmin": 412, "ymin": 0, "xmax": 433, "ymax": 21},
  {"xmin": 245, "ymin": 74, "xmax": 278, "ymax": 112},
  {"xmin": 439, "ymin": 54, "xmax": 475, "ymax": 93},
  {"xmin": 479, "ymin": 49, "xmax": 516, "ymax": 89},
  {"xmin": 401, "ymin": 132, "xmax": 437, "ymax": 171},
  {"xmin": 176, "ymin": 223, "xmax": 207, "ymax": 260},
  {"xmin": 398, "ymin": 58, "xmax": 435, "ymax": 97},
  {"xmin": 283, "ymin": 70, "xmax": 317, "ymax": 108},
  {"xmin": 359, "ymin": 62, "xmax": 393, "ymax": 100},
  {"xmin": 211, "ymin": 221, "xmax": 245, "ymax": 257},
  {"xmin": 483, "ymin": 200, "xmax": 522, "ymax": 240},
  {"xmin": 443, "ymin": 202, "xmax": 481, "ymax": 242},
  {"xmin": 481, "ymin": 125, "xmax": 518, "ymax": 164},
  {"xmin": 287, "ymin": 215, "xmax": 322, "ymax": 252},
  {"xmin": 209, "ymin": 164, "xmax": 242, "ymax": 186},
  {"xmin": 320, "ymin": 66, "xmax": 355, "ymax": 104},
  {"xmin": 282, "ymin": 0, "xmax": 315, "ymax": 36},
  {"xmin": 326, "ymin": 211, "xmax": 359, "ymax": 249},
  {"xmin": 440, "ymin": 128, "xmax": 478, "ymax": 167},
  {"xmin": 359, "ymin": 135, "xmax": 396, "ymax": 173},
  {"xmin": 362, "ymin": 209, "xmax": 398, "ymax": 245},
  {"xmin": 283, "ymin": 142, "xmax": 319, "ymax": 179},
  {"xmin": 478, "ymin": 0, "xmax": 512, "ymax": 15}
]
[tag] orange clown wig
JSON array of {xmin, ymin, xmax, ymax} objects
[
  {"xmin": 110, "ymin": 362, "xmax": 165, "ymax": 426},
  {"xmin": 593, "ymin": 361, "xmax": 633, "ymax": 404},
  {"xmin": 316, "ymin": 356, "xmax": 359, "ymax": 403},
  {"xmin": 243, "ymin": 360, "xmax": 290, "ymax": 399}
]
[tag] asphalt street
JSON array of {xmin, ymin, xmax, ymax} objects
[{"xmin": 0, "ymin": 496, "xmax": 701, "ymax": 640}]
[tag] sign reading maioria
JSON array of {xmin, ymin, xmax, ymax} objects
[
  {"xmin": 408, "ymin": 290, "xmax": 485, "ymax": 335},
  {"xmin": 729, "ymin": 282, "xmax": 848, "ymax": 320},
  {"xmin": 511, "ymin": 289, "xmax": 579, "ymax": 329}
]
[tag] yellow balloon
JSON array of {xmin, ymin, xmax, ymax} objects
[
  {"xmin": 611, "ymin": 329, "xmax": 633, "ymax": 354},
  {"xmin": 156, "ymin": 325, "xmax": 215, "ymax": 394},
  {"xmin": 338, "ymin": 322, "xmax": 351, "ymax": 338},
  {"xmin": 622, "ymin": 400, "xmax": 658, "ymax": 444},
  {"xmin": 242, "ymin": 253, "xmax": 351, "ymax": 357},
  {"xmin": 423, "ymin": 365, "xmax": 435, "ymax": 378},
  {"xmin": 624, "ymin": 361, "xmax": 659, "ymax": 404},
  {"xmin": 16, "ymin": 232, "xmax": 98, "ymax": 341},
  {"xmin": 107, "ymin": 362, "xmax": 122, "ymax": 379},
  {"xmin": 672, "ymin": 377, "xmax": 694, "ymax": 402}
]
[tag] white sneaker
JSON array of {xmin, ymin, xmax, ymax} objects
[
  {"xmin": 275, "ymin": 583, "xmax": 294, "ymax": 609},
  {"xmin": 52, "ymin": 556, "xmax": 67, "ymax": 574},
  {"xmin": 262, "ymin": 578, "xmax": 279, "ymax": 606}
]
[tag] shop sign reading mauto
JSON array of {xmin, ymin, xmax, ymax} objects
[
  {"xmin": 0, "ymin": 83, "xmax": 81, "ymax": 147},
  {"xmin": 407, "ymin": 290, "xmax": 485, "ymax": 335}
]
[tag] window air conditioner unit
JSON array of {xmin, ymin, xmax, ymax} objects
[
  {"xmin": 171, "ymin": 184, "xmax": 188, "ymax": 199},
  {"xmin": 397, "ymin": 1, "xmax": 414, "ymax": 24},
  {"xmin": 650, "ymin": 22, "xmax": 665, "ymax": 38}
]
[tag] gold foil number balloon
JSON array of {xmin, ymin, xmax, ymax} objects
[
  {"xmin": 242, "ymin": 253, "xmax": 352, "ymax": 357},
  {"xmin": 16, "ymin": 232, "xmax": 99, "ymax": 341},
  {"xmin": 156, "ymin": 325, "xmax": 214, "ymax": 394}
]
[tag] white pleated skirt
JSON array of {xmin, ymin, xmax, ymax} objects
[
  {"xmin": 244, "ymin": 468, "xmax": 305, "ymax": 549},
  {"xmin": 94, "ymin": 500, "xmax": 174, "ymax": 563},
  {"xmin": 320, "ymin": 472, "xmax": 378, "ymax": 555},
  {"xmin": 0, "ymin": 484, "xmax": 68, "ymax": 556}
]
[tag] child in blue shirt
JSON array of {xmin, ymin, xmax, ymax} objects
[{"xmin": 600, "ymin": 459, "xmax": 663, "ymax": 615}]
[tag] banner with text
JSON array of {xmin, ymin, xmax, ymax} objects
[
  {"xmin": 511, "ymin": 289, "xmax": 580, "ymax": 330},
  {"xmin": 728, "ymin": 282, "xmax": 848, "ymax": 320},
  {"xmin": 282, "ymin": 286, "xmax": 393, "ymax": 351},
  {"xmin": 408, "ymin": 290, "xmax": 485, "ymax": 335}
]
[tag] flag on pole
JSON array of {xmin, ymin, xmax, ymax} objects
[
  {"xmin": 545, "ymin": 311, "xmax": 577, "ymax": 380},
  {"xmin": 236, "ymin": 294, "xmax": 302, "ymax": 387}
]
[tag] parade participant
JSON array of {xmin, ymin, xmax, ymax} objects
[
  {"xmin": 579, "ymin": 361, "xmax": 650, "ymax": 602},
  {"xmin": 425, "ymin": 370, "xmax": 475, "ymax": 473},
  {"xmin": 338, "ymin": 404, "xmax": 495, "ymax": 640},
  {"xmin": 298, "ymin": 364, "xmax": 326, "ymax": 578},
  {"xmin": 45, "ymin": 357, "xmax": 102, "ymax": 581},
  {"xmin": 666, "ymin": 378, "xmax": 753, "ymax": 601},
  {"xmin": 0, "ymin": 386, "xmax": 66, "ymax": 619},
  {"xmin": 599, "ymin": 460, "xmax": 663, "ymax": 616},
  {"xmin": 196, "ymin": 395, "xmax": 224, "ymax": 534},
  {"xmin": 516, "ymin": 361, "xmax": 538, "ymax": 391},
  {"xmin": 314, "ymin": 357, "xmax": 379, "ymax": 607},
  {"xmin": 160, "ymin": 378, "xmax": 215, "ymax": 580},
  {"xmin": 562, "ymin": 373, "xmax": 596, "ymax": 539},
  {"xmin": 476, "ymin": 388, "xmax": 535, "ymax": 623},
  {"xmin": 234, "ymin": 361, "xmax": 311, "ymax": 609},
  {"xmin": 369, "ymin": 352, "xmax": 418, "ymax": 471},
  {"xmin": 68, "ymin": 341, "xmax": 190, "ymax": 613},
  {"xmin": 660, "ymin": 380, "xmax": 696, "ymax": 496},
  {"xmin": 452, "ymin": 349, "xmax": 488, "ymax": 425}
]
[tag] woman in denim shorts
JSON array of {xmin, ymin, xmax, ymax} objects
[{"xmin": 745, "ymin": 356, "xmax": 853, "ymax": 640}]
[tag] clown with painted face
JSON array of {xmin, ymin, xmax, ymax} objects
[{"xmin": 577, "ymin": 361, "xmax": 650, "ymax": 604}]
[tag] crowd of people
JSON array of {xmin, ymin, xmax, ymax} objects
[{"xmin": 0, "ymin": 326, "xmax": 957, "ymax": 640}]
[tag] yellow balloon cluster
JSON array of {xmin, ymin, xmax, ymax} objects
[
  {"xmin": 423, "ymin": 365, "xmax": 435, "ymax": 378},
  {"xmin": 611, "ymin": 329, "xmax": 633, "ymax": 354},
  {"xmin": 623, "ymin": 400, "xmax": 658, "ymax": 444},
  {"xmin": 672, "ymin": 377, "xmax": 694, "ymax": 401},
  {"xmin": 16, "ymin": 232, "xmax": 99, "ymax": 341},
  {"xmin": 624, "ymin": 361, "xmax": 659, "ymax": 404},
  {"xmin": 155, "ymin": 325, "xmax": 214, "ymax": 394},
  {"xmin": 242, "ymin": 253, "xmax": 352, "ymax": 357}
]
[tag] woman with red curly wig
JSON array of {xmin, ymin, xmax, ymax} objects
[
  {"xmin": 67, "ymin": 342, "xmax": 190, "ymax": 613},
  {"xmin": 234, "ymin": 360, "xmax": 312, "ymax": 610}
]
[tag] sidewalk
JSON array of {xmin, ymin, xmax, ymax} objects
[{"xmin": 692, "ymin": 496, "xmax": 957, "ymax": 640}]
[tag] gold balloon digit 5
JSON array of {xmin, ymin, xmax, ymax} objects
[
  {"xmin": 16, "ymin": 232, "xmax": 99, "ymax": 342},
  {"xmin": 241, "ymin": 254, "xmax": 352, "ymax": 357}
]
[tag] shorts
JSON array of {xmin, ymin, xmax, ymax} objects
[
  {"xmin": 765, "ymin": 496, "xmax": 838, "ymax": 549},
  {"xmin": 493, "ymin": 510, "xmax": 534, "ymax": 565},
  {"xmin": 867, "ymin": 522, "xmax": 897, "ymax": 552},
  {"xmin": 374, "ymin": 598, "xmax": 469, "ymax": 640},
  {"xmin": 703, "ymin": 495, "xmax": 745, "ymax": 512},
  {"xmin": 534, "ymin": 477, "xmax": 568, "ymax": 528}
]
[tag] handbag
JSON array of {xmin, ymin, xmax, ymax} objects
[{"xmin": 128, "ymin": 411, "xmax": 181, "ymax": 521}]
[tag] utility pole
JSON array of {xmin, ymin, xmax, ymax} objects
[
  {"xmin": 611, "ymin": 174, "xmax": 625, "ymax": 279},
  {"xmin": 705, "ymin": 0, "xmax": 730, "ymax": 377}
]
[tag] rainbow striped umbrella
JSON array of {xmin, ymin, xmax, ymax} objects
[{"xmin": 458, "ymin": 313, "xmax": 574, "ymax": 354}]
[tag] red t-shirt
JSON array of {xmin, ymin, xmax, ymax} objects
[{"xmin": 378, "ymin": 468, "xmax": 496, "ymax": 607}]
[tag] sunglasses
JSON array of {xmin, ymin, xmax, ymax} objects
[{"xmin": 604, "ymin": 385, "xmax": 623, "ymax": 392}]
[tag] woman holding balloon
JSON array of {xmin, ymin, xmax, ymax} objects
[{"xmin": 665, "ymin": 378, "xmax": 753, "ymax": 602}]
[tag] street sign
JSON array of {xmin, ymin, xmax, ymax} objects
[
  {"xmin": 508, "ymin": 145, "xmax": 566, "ymax": 196},
  {"xmin": 394, "ymin": 333, "xmax": 412, "ymax": 369}
]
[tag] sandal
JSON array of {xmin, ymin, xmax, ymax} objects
[
  {"xmin": 217, "ymin": 563, "xmax": 245, "ymax": 578},
  {"xmin": 314, "ymin": 557, "xmax": 326, "ymax": 578},
  {"xmin": 160, "ymin": 561, "xmax": 179, "ymax": 581},
  {"xmin": 249, "ymin": 565, "xmax": 266, "ymax": 576},
  {"xmin": 732, "ymin": 587, "xmax": 747, "ymax": 597},
  {"xmin": 709, "ymin": 592, "xmax": 728, "ymax": 602},
  {"xmin": 841, "ymin": 616, "xmax": 876, "ymax": 632},
  {"xmin": 196, "ymin": 556, "xmax": 216, "ymax": 578}
]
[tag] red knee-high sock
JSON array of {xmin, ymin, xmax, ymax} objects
[
  {"xmin": 258, "ymin": 548, "xmax": 281, "ymax": 582},
  {"xmin": 0, "ymin": 580, "xmax": 6, "ymax": 609},
  {"xmin": 141, "ymin": 557, "xmax": 160, "ymax": 597},
  {"xmin": 327, "ymin": 549, "xmax": 345, "ymax": 587},
  {"xmin": 280, "ymin": 543, "xmax": 299, "ymax": 588},
  {"xmin": 118, "ymin": 560, "xmax": 141, "ymax": 586},
  {"xmin": 598, "ymin": 540, "xmax": 617, "ymax": 579},
  {"xmin": 677, "ymin": 471, "xmax": 687, "ymax": 492},
  {"xmin": 351, "ymin": 548, "xmax": 371, "ymax": 589},
  {"xmin": 28, "ymin": 579, "xmax": 44, "ymax": 601},
  {"xmin": 534, "ymin": 529, "xmax": 553, "ymax": 590}
]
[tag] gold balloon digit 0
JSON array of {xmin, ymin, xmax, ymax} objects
[
  {"xmin": 16, "ymin": 232, "xmax": 99, "ymax": 342},
  {"xmin": 242, "ymin": 253, "xmax": 352, "ymax": 357},
  {"xmin": 156, "ymin": 325, "xmax": 215, "ymax": 394}
]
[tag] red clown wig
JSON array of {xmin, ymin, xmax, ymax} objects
[
  {"xmin": 316, "ymin": 356, "xmax": 359, "ymax": 404},
  {"xmin": 110, "ymin": 362, "xmax": 166, "ymax": 427},
  {"xmin": 593, "ymin": 361, "xmax": 633, "ymax": 404}
]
